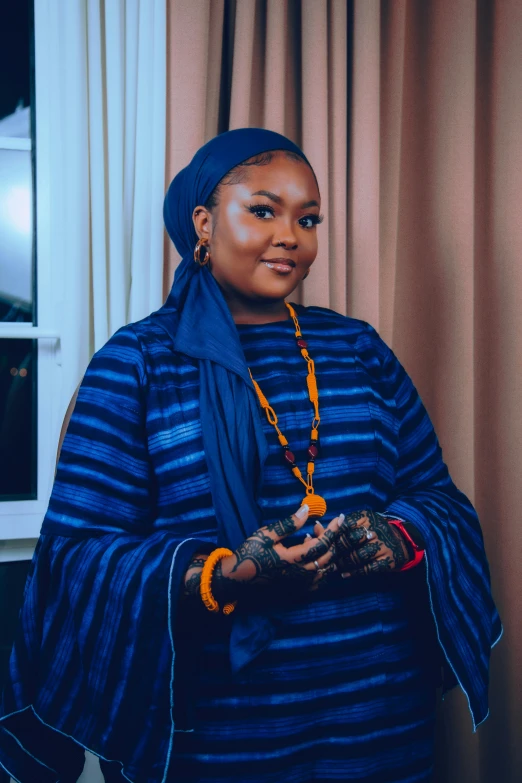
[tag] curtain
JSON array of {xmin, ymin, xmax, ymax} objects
[
  {"xmin": 164, "ymin": 0, "xmax": 348, "ymax": 307},
  {"xmin": 348, "ymin": 3, "xmax": 520, "ymax": 781},
  {"xmin": 40, "ymin": 0, "xmax": 166, "ymax": 425},
  {"xmin": 165, "ymin": 1, "xmax": 520, "ymax": 781}
]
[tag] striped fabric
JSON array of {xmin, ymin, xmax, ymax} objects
[
  {"xmin": 0, "ymin": 304, "xmax": 501, "ymax": 783},
  {"xmin": 169, "ymin": 582, "xmax": 439, "ymax": 783}
]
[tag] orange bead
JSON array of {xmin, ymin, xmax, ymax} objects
[
  {"xmin": 307, "ymin": 373, "xmax": 318, "ymax": 402},
  {"xmin": 302, "ymin": 494, "xmax": 327, "ymax": 518}
]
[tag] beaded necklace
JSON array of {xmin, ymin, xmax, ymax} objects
[{"xmin": 248, "ymin": 301, "xmax": 327, "ymax": 519}]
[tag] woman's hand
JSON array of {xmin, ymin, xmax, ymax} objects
[
  {"xmin": 183, "ymin": 504, "xmax": 343, "ymax": 602},
  {"xmin": 325, "ymin": 509, "xmax": 411, "ymax": 578},
  {"xmin": 220, "ymin": 505, "xmax": 342, "ymax": 593}
]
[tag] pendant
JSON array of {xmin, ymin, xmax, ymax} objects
[{"xmin": 301, "ymin": 494, "xmax": 327, "ymax": 518}]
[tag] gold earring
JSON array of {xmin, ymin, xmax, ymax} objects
[{"xmin": 194, "ymin": 238, "xmax": 211, "ymax": 266}]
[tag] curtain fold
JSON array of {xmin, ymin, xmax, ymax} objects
[
  {"xmin": 164, "ymin": 0, "xmax": 349, "ymax": 306},
  {"xmin": 164, "ymin": 0, "xmax": 224, "ymax": 289},
  {"xmin": 90, "ymin": 0, "xmax": 166, "ymax": 343},
  {"xmin": 164, "ymin": 1, "xmax": 519, "ymax": 780},
  {"xmin": 44, "ymin": 0, "xmax": 167, "ymax": 428},
  {"xmin": 349, "ymin": 3, "xmax": 520, "ymax": 780}
]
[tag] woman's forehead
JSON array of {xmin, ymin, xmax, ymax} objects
[{"xmin": 224, "ymin": 157, "xmax": 320, "ymax": 203}]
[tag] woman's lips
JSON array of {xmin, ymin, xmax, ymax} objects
[{"xmin": 261, "ymin": 259, "xmax": 295, "ymax": 274}]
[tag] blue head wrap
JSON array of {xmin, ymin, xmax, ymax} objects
[{"xmin": 158, "ymin": 128, "xmax": 312, "ymax": 670}]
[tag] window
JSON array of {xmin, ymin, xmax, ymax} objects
[
  {"xmin": 0, "ymin": 0, "xmax": 36, "ymax": 503},
  {"xmin": 0, "ymin": 0, "xmax": 59, "ymax": 561}
]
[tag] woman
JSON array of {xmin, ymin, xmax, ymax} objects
[{"xmin": 0, "ymin": 128, "xmax": 501, "ymax": 783}]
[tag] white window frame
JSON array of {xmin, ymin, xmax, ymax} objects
[{"xmin": 0, "ymin": 2, "xmax": 65, "ymax": 562}]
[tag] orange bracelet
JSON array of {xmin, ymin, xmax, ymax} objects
[{"xmin": 199, "ymin": 547, "xmax": 237, "ymax": 615}]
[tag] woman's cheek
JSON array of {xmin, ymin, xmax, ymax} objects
[{"xmin": 230, "ymin": 221, "xmax": 253, "ymax": 245}]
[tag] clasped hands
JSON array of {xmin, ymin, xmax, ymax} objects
[{"xmin": 184, "ymin": 505, "xmax": 413, "ymax": 602}]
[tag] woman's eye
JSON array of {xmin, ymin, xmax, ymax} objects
[
  {"xmin": 247, "ymin": 204, "xmax": 324, "ymax": 228},
  {"xmin": 299, "ymin": 214, "xmax": 324, "ymax": 229},
  {"xmin": 248, "ymin": 205, "xmax": 275, "ymax": 219},
  {"xmin": 299, "ymin": 216, "xmax": 315, "ymax": 229}
]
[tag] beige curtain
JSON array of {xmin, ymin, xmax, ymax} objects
[
  {"xmin": 349, "ymin": 4, "xmax": 520, "ymax": 782},
  {"xmin": 164, "ymin": 1, "xmax": 521, "ymax": 780},
  {"xmin": 164, "ymin": 0, "xmax": 348, "ymax": 307}
]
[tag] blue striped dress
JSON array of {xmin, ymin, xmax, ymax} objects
[{"xmin": 0, "ymin": 304, "xmax": 501, "ymax": 783}]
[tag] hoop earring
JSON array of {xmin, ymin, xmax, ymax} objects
[{"xmin": 194, "ymin": 238, "xmax": 211, "ymax": 266}]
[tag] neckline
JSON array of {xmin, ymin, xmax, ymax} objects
[{"xmin": 234, "ymin": 302, "xmax": 304, "ymax": 328}]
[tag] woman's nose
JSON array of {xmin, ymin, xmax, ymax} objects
[{"xmin": 273, "ymin": 224, "xmax": 298, "ymax": 250}]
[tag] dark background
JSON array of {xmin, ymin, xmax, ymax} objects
[
  {"xmin": 0, "ymin": 0, "xmax": 31, "ymax": 122},
  {"xmin": 0, "ymin": 4, "xmax": 35, "ymax": 779}
]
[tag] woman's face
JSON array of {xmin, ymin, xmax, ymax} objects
[{"xmin": 193, "ymin": 152, "xmax": 322, "ymax": 320}]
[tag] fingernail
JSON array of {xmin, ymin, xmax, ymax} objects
[
  {"xmin": 296, "ymin": 504, "xmax": 309, "ymax": 519},
  {"xmin": 341, "ymin": 572, "xmax": 350, "ymax": 579},
  {"xmin": 339, "ymin": 513, "xmax": 345, "ymax": 522},
  {"xmin": 304, "ymin": 533, "xmax": 313, "ymax": 540}
]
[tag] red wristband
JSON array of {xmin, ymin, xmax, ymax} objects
[{"xmin": 387, "ymin": 519, "xmax": 425, "ymax": 571}]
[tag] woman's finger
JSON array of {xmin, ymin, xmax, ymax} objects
[
  {"xmin": 341, "ymin": 554, "xmax": 394, "ymax": 578},
  {"xmin": 342, "ymin": 510, "xmax": 371, "ymax": 527},
  {"xmin": 302, "ymin": 547, "xmax": 337, "ymax": 573},
  {"xmin": 339, "ymin": 522, "xmax": 373, "ymax": 550},
  {"xmin": 288, "ymin": 514, "xmax": 343, "ymax": 562},
  {"xmin": 314, "ymin": 512, "xmax": 345, "ymax": 537},
  {"xmin": 262, "ymin": 504, "xmax": 310, "ymax": 542},
  {"xmin": 301, "ymin": 530, "xmax": 335, "ymax": 563},
  {"xmin": 309, "ymin": 560, "xmax": 338, "ymax": 590},
  {"xmin": 348, "ymin": 541, "xmax": 381, "ymax": 566}
]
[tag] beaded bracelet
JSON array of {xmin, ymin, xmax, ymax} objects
[{"xmin": 199, "ymin": 547, "xmax": 237, "ymax": 615}]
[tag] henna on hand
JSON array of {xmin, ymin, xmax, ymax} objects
[
  {"xmin": 268, "ymin": 516, "xmax": 298, "ymax": 538},
  {"xmin": 231, "ymin": 530, "xmax": 281, "ymax": 578},
  {"xmin": 297, "ymin": 528, "xmax": 336, "ymax": 564},
  {"xmin": 347, "ymin": 541, "xmax": 381, "ymax": 567},
  {"xmin": 183, "ymin": 554, "xmax": 208, "ymax": 598},
  {"xmin": 183, "ymin": 570, "xmax": 203, "ymax": 598},
  {"xmin": 183, "ymin": 510, "xmax": 343, "ymax": 603},
  {"xmin": 308, "ymin": 560, "xmax": 339, "ymax": 592},
  {"xmin": 182, "ymin": 553, "xmax": 244, "ymax": 603},
  {"xmin": 212, "ymin": 559, "xmax": 241, "ymax": 603},
  {"xmin": 337, "ymin": 509, "xmax": 411, "ymax": 577},
  {"xmin": 225, "ymin": 511, "xmax": 342, "ymax": 592},
  {"xmin": 230, "ymin": 529, "xmax": 315, "ymax": 590}
]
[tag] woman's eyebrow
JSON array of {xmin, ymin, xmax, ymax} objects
[{"xmin": 250, "ymin": 189, "xmax": 319, "ymax": 209}]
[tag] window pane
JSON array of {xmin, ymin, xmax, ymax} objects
[
  {"xmin": 0, "ymin": 0, "xmax": 31, "ymax": 134},
  {"xmin": 0, "ymin": 149, "xmax": 33, "ymax": 322},
  {"xmin": 0, "ymin": 339, "xmax": 37, "ymax": 500}
]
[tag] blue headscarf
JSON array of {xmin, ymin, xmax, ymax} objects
[{"xmin": 158, "ymin": 128, "xmax": 312, "ymax": 670}]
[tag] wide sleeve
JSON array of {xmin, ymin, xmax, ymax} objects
[
  {"xmin": 0, "ymin": 326, "xmax": 209, "ymax": 783},
  {"xmin": 358, "ymin": 322, "xmax": 502, "ymax": 731}
]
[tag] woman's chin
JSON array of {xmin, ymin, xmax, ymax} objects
[{"xmin": 256, "ymin": 281, "xmax": 298, "ymax": 300}]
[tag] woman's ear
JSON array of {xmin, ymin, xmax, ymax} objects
[{"xmin": 193, "ymin": 206, "xmax": 212, "ymax": 240}]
